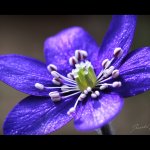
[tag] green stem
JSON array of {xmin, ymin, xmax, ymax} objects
[{"xmin": 101, "ymin": 123, "xmax": 113, "ymax": 135}]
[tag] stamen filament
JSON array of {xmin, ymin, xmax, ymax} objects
[
  {"xmin": 97, "ymin": 66, "xmax": 114, "ymax": 82},
  {"xmin": 73, "ymin": 97, "xmax": 80, "ymax": 109},
  {"xmin": 57, "ymin": 73, "xmax": 77, "ymax": 84},
  {"xmin": 61, "ymin": 89, "xmax": 80, "ymax": 94},
  {"xmin": 97, "ymin": 76, "xmax": 112, "ymax": 84},
  {"xmin": 96, "ymin": 70, "xmax": 103, "ymax": 81},
  {"xmin": 96, "ymin": 81, "xmax": 122, "ymax": 88},
  {"xmin": 62, "ymin": 91, "xmax": 81, "ymax": 99},
  {"xmin": 44, "ymin": 86, "xmax": 78, "ymax": 90},
  {"xmin": 96, "ymin": 58, "xmax": 114, "ymax": 80},
  {"xmin": 64, "ymin": 83, "xmax": 77, "ymax": 87}
]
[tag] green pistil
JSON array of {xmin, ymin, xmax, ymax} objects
[{"xmin": 75, "ymin": 66, "xmax": 97, "ymax": 92}]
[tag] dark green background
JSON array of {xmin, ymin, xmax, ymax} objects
[{"xmin": 0, "ymin": 15, "xmax": 150, "ymax": 135}]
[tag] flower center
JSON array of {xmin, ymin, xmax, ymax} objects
[
  {"xmin": 72, "ymin": 61, "xmax": 97, "ymax": 92},
  {"xmin": 34, "ymin": 48, "xmax": 123, "ymax": 116}
]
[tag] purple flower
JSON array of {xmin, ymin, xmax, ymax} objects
[{"xmin": 0, "ymin": 15, "xmax": 150, "ymax": 135}]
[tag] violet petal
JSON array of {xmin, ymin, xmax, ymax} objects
[
  {"xmin": 3, "ymin": 95, "xmax": 77, "ymax": 135},
  {"xmin": 74, "ymin": 92, "xmax": 123, "ymax": 131},
  {"xmin": 99, "ymin": 15, "xmax": 137, "ymax": 68},
  {"xmin": 0, "ymin": 54, "xmax": 52, "ymax": 96},
  {"xmin": 115, "ymin": 47, "xmax": 150, "ymax": 97},
  {"xmin": 44, "ymin": 26, "xmax": 99, "ymax": 75}
]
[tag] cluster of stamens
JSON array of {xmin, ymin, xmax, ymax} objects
[{"xmin": 35, "ymin": 48, "xmax": 123, "ymax": 116}]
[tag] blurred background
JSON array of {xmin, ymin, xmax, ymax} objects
[{"xmin": 0, "ymin": 15, "xmax": 150, "ymax": 135}]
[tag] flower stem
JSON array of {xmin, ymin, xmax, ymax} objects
[{"xmin": 101, "ymin": 123, "xmax": 113, "ymax": 135}]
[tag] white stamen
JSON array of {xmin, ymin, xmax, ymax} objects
[
  {"xmin": 87, "ymin": 87, "xmax": 92, "ymax": 92},
  {"xmin": 61, "ymin": 89, "xmax": 79, "ymax": 94},
  {"xmin": 74, "ymin": 95, "xmax": 82, "ymax": 108},
  {"xmin": 109, "ymin": 66, "xmax": 115, "ymax": 72},
  {"xmin": 35, "ymin": 83, "xmax": 44, "ymax": 90},
  {"xmin": 79, "ymin": 93, "xmax": 87, "ymax": 100},
  {"xmin": 112, "ymin": 81, "xmax": 122, "ymax": 88},
  {"xmin": 113, "ymin": 47, "xmax": 123, "ymax": 57},
  {"xmin": 96, "ymin": 70, "xmax": 103, "ymax": 80},
  {"xmin": 85, "ymin": 60, "xmax": 92, "ymax": 67},
  {"xmin": 75, "ymin": 50, "xmax": 81, "ymax": 61},
  {"xmin": 102, "ymin": 59, "xmax": 110, "ymax": 68},
  {"xmin": 112, "ymin": 70, "xmax": 119, "ymax": 78},
  {"xmin": 67, "ymin": 107, "xmax": 76, "ymax": 116},
  {"xmin": 103, "ymin": 66, "xmax": 115, "ymax": 78},
  {"xmin": 80, "ymin": 61, "xmax": 86, "ymax": 68},
  {"xmin": 97, "ymin": 58, "xmax": 114, "ymax": 80},
  {"xmin": 61, "ymin": 85, "xmax": 69, "ymax": 91},
  {"xmin": 44, "ymin": 85, "xmax": 76, "ymax": 90},
  {"xmin": 47, "ymin": 64, "xmax": 57, "ymax": 72},
  {"xmin": 51, "ymin": 71, "xmax": 60, "ymax": 78},
  {"xmin": 69, "ymin": 56, "xmax": 78, "ymax": 66},
  {"xmin": 95, "ymin": 91, "xmax": 100, "ymax": 96},
  {"xmin": 104, "ymin": 60, "xmax": 111, "ymax": 69},
  {"xmin": 100, "ymin": 84, "xmax": 108, "ymax": 90},
  {"xmin": 74, "ymin": 64, "xmax": 80, "ymax": 69},
  {"xmin": 52, "ymin": 97, "xmax": 61, "ymax": 102},
  {"xmin": 55, "ymin": 72, "xmax": 76, "ymax": 84},
  {"xmin": 67, "ymin": 91, "xmax": 87, "ymax": 116},
  {"xmin": 67, "ymin": 73, "xmax": 74, "ymax": 80},
  {"xmin": 72, "ymin": 69, "xmax": 79, "ymax": 78},
  {"xmin": 80, "ymin": 50, "xmax": 88, "ymax": 59},
  {"xmin": 91, "ymin": 93, "xmax": 97, "ymax": 98},
  {"xmin": 75, "ymin": 50, "xmax": 88, "ymax": 61},
  {"xmin": 35, "ymin": 48, "xmax": 123, "ymax": 113},
  {"xmin": 97, "ymin": 76, "xmax": 112, "ymax": 84},
  {"xmin": 49, "ymin": 91, "xmax": 60, "ymax": 97},
  {"xmin": 84, "ymin": 89, "xmax": 88, "ymax": 94},
  {"xmin": 62, "ymin": 91, "xmax": 81, "ymax": 99},
  {"xmin": 49, "ymin": 91, "xmax": 61, "ymax": 102},
  {"xmin": 64, "ymin": 83, "xmax": 77, "ymax": 87},
  {"xmin": 52, "ymin": 78, "xmax": 61, "ymax": 85}
]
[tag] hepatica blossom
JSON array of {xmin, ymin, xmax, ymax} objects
[{"xmin": 0, "ymin": 15, "xmax": 150, "ymax": 135}]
